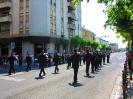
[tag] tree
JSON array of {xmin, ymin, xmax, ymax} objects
[
  {"xmin": 71, "ymin": 35, "xmax": 82, "ymax": 48},
  {"xmin": 99, "ymin": 43, "xmax": 106, "ymax": 49},
  {"xmin": 91, "ymin": 41, "xmax": 99, "ymax": 50},
  {"xmin": 100, "ymin": 0, "xmax": 133, "ymax": 51},
  {"xmin": 73, "ymin": 0, "xmax": 131, "ymax": 50},
  {"xmin": 82, "ymin": 37, "xmax": 93, "ymax": 46},
  {"xmin": 106, "ymin": 46, "xmax": 112, "ymax": 51}
]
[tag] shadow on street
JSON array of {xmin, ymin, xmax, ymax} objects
[
  {"xmin": 35, "ymin": 76, "xmax": 44, "ymax": 80},
  {"xmin": 68, "ymin": 82, "xmax": 83, "ymax": 87}
]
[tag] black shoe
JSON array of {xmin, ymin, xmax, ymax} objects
[
  {"xmin": 43, "ymin": 73, "xmax": 46, "ymax": 76},
  {"xmin": 39, "ymin": 75, "xmax": 42, "ymax": 77},
  {"xmin": 86, "ymin": 73, "xmax": 89, "ymax": 76},
  {"xmin": 54, "ymin": 71, "xmax": 57, "ymax": 74},
  {"xmin": 8, "ymin": 73, "xmax": 11, "ymax": 75},
  {"xmin": 57, "ymin": 69, "xmax": 59, "ymax": 72},
  {"xmin": 72, "ymin": 82, "xmax": 77, "ymax": 85}
]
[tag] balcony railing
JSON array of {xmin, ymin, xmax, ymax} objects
[
  {"xmin": 0, "ymin": 1, "xmax": 11, "ymax": 9},
  {"xmin": 0, "ymin": 15, "xmax": 11, "ymax": 22},
  {"xmin": 68, "ymin": 2, "xmax": 74, "ymax": 10},
  {"xmin": 68, "ymin": 12, "xmax": 76, "ymax": 20},
  {"xmin": 68, "ymin": 24, "xmax": 76, "ymax": 30}
]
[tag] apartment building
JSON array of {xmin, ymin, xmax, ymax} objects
[
  {"xmin": 0, "ymin": 0, "xmax": 81, "ymax": 58},
  {"xmin": 82, "ymin": 27, "xmax": 96, "ymax": 40}
]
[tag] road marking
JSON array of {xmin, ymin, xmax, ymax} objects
[{"xmin": 0, "ymin": 76, "xmax": 25, "ymax": 82}]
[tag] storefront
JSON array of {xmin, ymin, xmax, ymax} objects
[{"xmin": 0, "ymin": 36, "xmax": 69, "ymax": 59}]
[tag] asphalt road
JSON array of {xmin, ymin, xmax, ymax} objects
[{"xmin": 0, "ymin": 52, "xmax": 125, "ymax": 99}]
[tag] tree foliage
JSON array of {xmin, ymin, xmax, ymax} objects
[
  {"xmin": 99, "ymin": 43, "xmax": 106, "ymax": 49},
  {"xmin": 82, "ymin": 37, "xmax": 93, "ymax": 46},
  {"xmin": 105, "ymin": 1, "xmax": 133, "ymax": 35},
  {"xmin": 91, "ymin": 41, "xmax": 99, "ymax": 50},
  {"xmin": 71, "ymin": 35, "xmax": 82, "ymax": 47},
  {"xmin": 73, "ymin": 0, "xmax": 133, "ymax": 44}
]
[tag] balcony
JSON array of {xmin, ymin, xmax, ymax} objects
[
  {"xmin": 0, "ymin": 15, "xmax": 11, "ymax": 23},
  {"xmin": 68, "ymin": 2, "xmax": 75, "ymax": 11},
  {"xmin": 68, "ymin": 12, "xmax": 76, "ymax": 20},
  {"xmin": 0, "ymin": 31, "xmax": 10, "ymax": 38},
  {"xmin": 68, "ymin": 24, "xmax": 76, "ymax": 30},
  {"xmin": 0, "ymin": 1, "xmax": 11, "ymax": 9}
]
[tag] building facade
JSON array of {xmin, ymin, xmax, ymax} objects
[
  {"xmin": 82, "ymin": 27, "xmax": 96, "ymax": 40},
  {"xmin": 0, "ymin": 0, "xmax": 81, "ymax": 58},
  {"xmin": 98, "ymin": 38, "xmax": 109, "ymax": 46},
  {"xmin": 109, "ymin": 43, "xmax": 118, "ymax": 52}
]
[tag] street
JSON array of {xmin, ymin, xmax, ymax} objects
[{"xmin": 0, "ymin": 52, "xmax": 125, "ymax": 99}]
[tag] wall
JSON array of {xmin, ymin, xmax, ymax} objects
[
  {"xmin": 12, "ymin": 0, "xmax": 19, "ymax": 35},
  {"xmin": 30, "ymin": 0, "xmax": 50, "ymax": 36}
]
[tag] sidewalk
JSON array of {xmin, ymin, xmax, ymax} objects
[{"xmin": 0, "ymin": 63, "xmax": 40, "ymax": 74}]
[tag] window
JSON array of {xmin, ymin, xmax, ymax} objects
[
  {"xmin": 25, "ymin": 15, "xmax": 29, "ymax": 21},
  {"xmin": 0, "ymin": 23, "xmax": 10, "ymax": 32},
  {"xmin": 26, "ymin": 0, "xmax": 29, "ymax": 12},
  {"xmin": 19, "ymin": 15, "xmax": 24, "ymax": 22},
  {"xmin": 25, "ymin": 15, "xmax": 29, "ymax": 28},
  {"xmin": 19, "ymin": 22, "xmax": 24, "ymax": 29},
  {"xmin": 20, "ymin": 0, "xmax": 24, "ymax": 11},
  {"xmin": 25, "ymin": 29, "xmax": 29, "ymax": 34},
  {"xmin": 19, "ymin": 30, "xmax": 24, "ymax": 34},
  {"xmin": 25, "ymin": 21, "xmax": 29, "ymax": 29},
  {"xmin": 26, "ymin": 0, "xmax": 29, "ymax": 8}
]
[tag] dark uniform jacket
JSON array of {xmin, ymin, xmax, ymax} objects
[
  {"xmin": 38, "ymin": 53, "xmax": 47, "ymax": 66},
  {"xmin": 53, "ymin": 54, "xmax": 59, "ymax": 65},
  {"xmin": 26, "ymin": 56, "xmax": 32, "ymax": 64},
  {"xmin": 8, "ymin": 55, "xmax": 16, "ymax": 66},
  {"xmin": 85, "ymin": 52, "xmax": 92, "ymax": 65},
  {"xmin": 71, "ymin": 53, "xmax": 80, "ymax": 68}
]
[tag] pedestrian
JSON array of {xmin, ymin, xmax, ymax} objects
[
  {"xmin": 97, "ymin": 52, "xmax": 101, "ymax": 69},
  {"xmin": 48, "ymin": 53, "xmax": 52, "ymax": 67},
  {"xmin": 91, "ymin": 51, "xmax": 95, "ymax": 73},
  {"xmin": 0, "ymin": 55, "xmax": 3, "ymax": 66},
  {"xmin": 25, "ymin": 53, "xmax": 32, "ymax": 72},
  {"xmin": 18, "ymin": 53, "xmax": 22, "ymax": 67},
  {"xmin": 8, "ymin": 52, "xmax": 17, "ymax": 75},
  {"xmin": 94, "ymin": 51, "xmax": 99, "ymax": 71},
  {"xmin": 99, "ymin": 52, "xmax": 102, "ymax": 67},
  {"xmin": 83, "ymin": 52, "xmax": 86, "ymax": 65},
  {"xmin": 107, "ymin": 51, "xmax": 111, "ymax": 63},
  {"xmin": 102, "ymin": 51, "xmax": 106, "ymax": 65},
  {"xmin": 66, "ymin": 54, "xmax": 71, "ymax": 69},
  {"xmin": 85, "ymin": 50, "xmax": 92, "ymax": 76},
  {"xmin": 38, "ymin": 50, "xmax": 47, "ymax": 77},
  {"xmin": 71, "ymin": 50, "xmax": 80, "ymax": 84},
  {"xmin": 53, "ymin": 52, "xmax": 59, "ymax": 73},
  {"xmin": 79, "ymin": 52, "xmax": 82, "ymax": 66}
]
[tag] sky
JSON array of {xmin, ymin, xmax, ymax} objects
[{"xmin": 81, "ymin": 0, "xmax": 127, "ymax": 48}]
